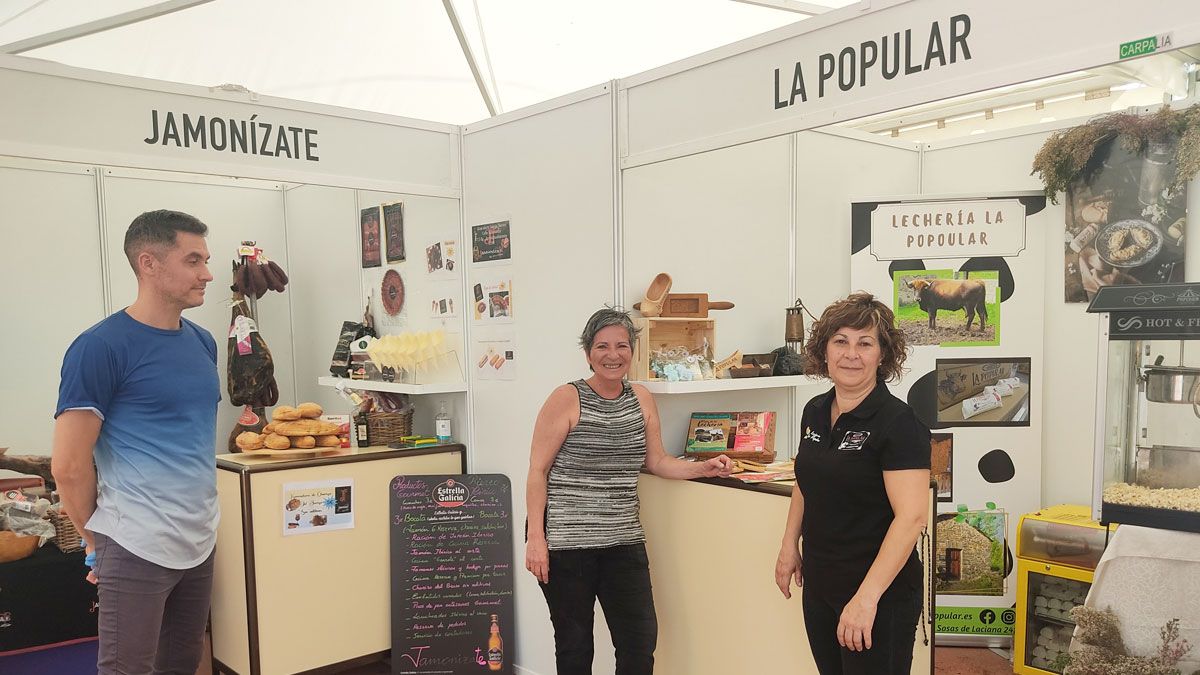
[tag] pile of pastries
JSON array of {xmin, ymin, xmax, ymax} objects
[{"xmin": 235, "ymin": 402, "xmax": 346, "ymax": 452}]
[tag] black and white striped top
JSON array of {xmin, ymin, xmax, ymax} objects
[{"xmin": 545, "ymin": 379, "xmax": 648, "ymax": 550}]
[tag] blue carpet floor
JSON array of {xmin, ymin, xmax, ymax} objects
[{"xmin": 0, "ymin": 639, "xmax": 98, "ymax": 674}]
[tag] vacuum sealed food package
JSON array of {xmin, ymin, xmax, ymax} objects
[{"xmin": 961, "ymin": 390, "xmax": 1002, "ymax": 419}]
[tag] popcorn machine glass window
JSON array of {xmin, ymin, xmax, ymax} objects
[{"xmin": 1087, "ymin": 284, "xmax": 1200, "ymax": 534}]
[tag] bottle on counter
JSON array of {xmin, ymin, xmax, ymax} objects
[
  {"xmin": 487, "ymin": 614, "xmax": 503, "ymax": 671},
  {"xmin": 435, "ymin": 400, "xmax": 453, "ymax": 444}
]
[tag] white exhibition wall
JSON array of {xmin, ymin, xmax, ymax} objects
[
  {"xmin": 0, "ymin": 158, "xmax": 104, "ymax": 451},
  {"xmin": 461, "ymin": 88, "xmax": 618, "ymax": 675}
]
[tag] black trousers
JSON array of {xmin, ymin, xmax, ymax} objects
[
  {"xmin": 801, "ymin": 586, "xmax": 921, "ymax": 675},
  {"xmin": 539, "ymin": 543, "xmax": 657, "ymax": 675}
]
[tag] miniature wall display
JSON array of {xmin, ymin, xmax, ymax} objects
[
  {"xmin": 472, "ymin": 220, "xmax": 511, "ymax": 264},
  {"xmin": 893, "ymin": 270, "xmax": 1000, "ymax": 347},
  {"xmin": 383, "ymin": 201, "xmax": 406, "ymax": 264},
  {"xmin": 360, "ymin": 206, "xmax": 382, "ymax": 268}
]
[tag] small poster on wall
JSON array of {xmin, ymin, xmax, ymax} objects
[
  {"xmin": 1064, "ymin": 137, "xmax": 1187, "ymax": 302},
  {"xmin": 430, "ymin": 296, "xmax": 458, "ymax": 319},
  {"xmin": 472, "ymin": 280, "xmax": 514, "ymax": 324},
  {"xmin": 383, "ymin": 201, "xmax": 406, "ymax": 263},
  {"xmin": 472, "ymin": 221, "xmax": 512, "ymax": 263},
  {"xmin": 932, "ymin": 433, "xmax": 953, "ymax": 502},
  {"xmin": 426, "ymin": 239, "xmax": 458, "ymax": 276},
  {"xmin": 360, "ymin": 206, "xmax": 382, "ymax": 268},
  {"xmin": 282, "ymin": 478, "xmax": 354, "ymax": 536},
  {"xmin": 472, "ymin": 328, "xmax": 517, "ymax": 381}
]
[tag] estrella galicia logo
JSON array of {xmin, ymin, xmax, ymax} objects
[
  {"xmin": 838, "ymin": 431, "xmax": 870, "ymax": 451},
  {"xmin": 802, "ymin": 427, "xmax": 821, "ymax": 443},
  {"xmin": 433, "ymin": 478, "xmax": 469, "ymax": 508}
]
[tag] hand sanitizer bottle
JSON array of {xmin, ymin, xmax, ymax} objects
[{"xmin": 435, "ymin": 400, "xmax": 452, "ymax": 443}]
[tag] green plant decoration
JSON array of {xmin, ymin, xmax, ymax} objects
[{"xmin": 1031, "ymin": 104, "xmax": 1200, "ymax": 204}]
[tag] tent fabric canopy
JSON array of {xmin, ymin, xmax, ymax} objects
[{"xmin": 0, "ymin": 0, "xmax": 856, "ymax": 124}]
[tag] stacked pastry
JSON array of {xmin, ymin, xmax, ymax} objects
[{"xmin": 234, "ymin": 402, "xmax": 347, "ymax": 452}]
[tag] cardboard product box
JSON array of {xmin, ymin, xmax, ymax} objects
[
  {"xmin": 685, "ymin": 411, "xmax": 776, "ymax": 461},
  {"xmin": 935, "ymin": 362, "xmax": 1007, "ymax": 409}
]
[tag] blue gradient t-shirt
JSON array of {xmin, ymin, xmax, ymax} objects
[{"xmin": 56, "ymin": 309, "xmax": 220, "ymax": 569}]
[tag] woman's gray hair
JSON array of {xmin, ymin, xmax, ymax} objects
[{"xmin": 579, "ymin": 307, "xmax": 641, "ymax": 351}]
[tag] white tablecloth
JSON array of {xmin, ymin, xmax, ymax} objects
[{"xmin": 1082, "ymin": 525, "xmax": 1200, "ymax": 671}]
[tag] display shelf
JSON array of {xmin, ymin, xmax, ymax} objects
[
  {"xmin": 317, "ymin": 376, "xmax": 467, "ymax": 396},
  {"xmin": 632, "ymin": 375, "xmax": 817, "ymax": 394}
]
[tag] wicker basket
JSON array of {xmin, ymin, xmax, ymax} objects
[
  {"xmin": 48, "ymin": 509, "xmax": 85, "ymax": 553},
  {"xmin": 366, "ymin": 409, "xmax": 414, "ymax": 446},
  {"xmin": 0, "ymin": 530, "xmax": 39, "ymax": 563}
]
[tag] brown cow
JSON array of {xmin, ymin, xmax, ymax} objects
[{"xmin": 906, "ymin": 278, "xmax": 988, "ymax": 331}]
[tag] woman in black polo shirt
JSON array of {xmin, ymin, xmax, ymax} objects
[{"xmin": 774, "ymin": 292, "xmax": 930, "ymax": 675}]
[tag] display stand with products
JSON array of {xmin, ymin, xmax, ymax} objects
[{"xmin": 210, "ymin": 445, "xmax": 465, "ymax": 675}]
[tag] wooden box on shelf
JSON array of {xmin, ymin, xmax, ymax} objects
[{"xmin": 632, "ymin": 317, "xmax": 716, "ymax": 381}]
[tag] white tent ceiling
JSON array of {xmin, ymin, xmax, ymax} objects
[{"xmin": 0, "ymin": 0, "xmax": 858, "ymax": 124}]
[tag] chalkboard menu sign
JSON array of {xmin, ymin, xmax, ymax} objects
[{"xmin": 391, "ymin": 474, "xmax": 514, "ymax": 675}]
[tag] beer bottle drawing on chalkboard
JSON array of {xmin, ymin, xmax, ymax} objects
[{"xmin": 488, "ymin": 614, "xmax": 503, "ymax": 671}]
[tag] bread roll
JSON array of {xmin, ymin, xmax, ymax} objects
[
  {"xmin": 293, "ymin": 435, "xmax": 317, "ymax": 449},
  {"xmin": 264, "ymin": 433, "xmax": 291, "ymax": 450},
  {"xmin": 316, "ymin": 434, "xmax": 342, "ymax": 447},
  {"xmin": 272, "ymin": 405, "xmax": 302, "ymax": 422},
  {"xmin": 297, "ymin": 402, "xmax": 323, "ymax": 419},
  {"xmin": 235, "ymin": 431, "xmax": 264, "ymax": 451}
]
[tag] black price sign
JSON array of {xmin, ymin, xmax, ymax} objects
[{"xmin": 390, "ymin": 474, "xmax": 514, "ymax": 675}]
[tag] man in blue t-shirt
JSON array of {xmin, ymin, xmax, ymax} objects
[{"xmin": 52, "ymin": 209, "xmax": 220, "ymax": 675}]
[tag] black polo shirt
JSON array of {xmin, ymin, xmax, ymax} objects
[{"xmin": 794, "ymin": 381, "xmax": 930, "ymax": 603}]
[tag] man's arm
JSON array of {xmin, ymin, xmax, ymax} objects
[{"xmin": 51, "ymin": 410, "xmax": 102, "ymax": 551}]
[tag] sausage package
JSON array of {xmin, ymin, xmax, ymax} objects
[{"xmin": 961, "ymin": 390, "xmax": 1002, "ymax": 419}]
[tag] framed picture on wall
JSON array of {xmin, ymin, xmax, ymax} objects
[
  {"xmin": 383, "ymin": 201, "xmax": 405, "ymax": 263},
  {"xmin": 360, "ymin": 206, "xmax": 382, "ymax": 268},
  {"xmin": 934, "ymin": 357, "xmax": 1031, "ymax": 427}
]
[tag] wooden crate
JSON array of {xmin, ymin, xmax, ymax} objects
[{"xmin": 632, "ymin": 317, "xmax": 716, "ymax": 380}]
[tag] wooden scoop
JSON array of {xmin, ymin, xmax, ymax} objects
[{"xmin": 635, "ymin": 293, "xmax": 734, "ymax": 318}]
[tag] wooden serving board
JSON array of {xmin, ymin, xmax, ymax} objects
[{"xmin": 237, "ymin": 446, "xmax": 347, "ymax": 459}]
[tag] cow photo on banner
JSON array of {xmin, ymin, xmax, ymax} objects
[{"xmin": 849, "ymin": 191, "xmax": 1049, "ymax": 644}]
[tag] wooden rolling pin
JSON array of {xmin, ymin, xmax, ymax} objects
[{"xmin": 633, "ymin": 293, "xmax": 734, "ymax": 318}]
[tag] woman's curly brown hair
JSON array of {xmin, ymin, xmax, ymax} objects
[{"xmin": 803, "ymin": 292, "xmax": 908, "ymax": 383}]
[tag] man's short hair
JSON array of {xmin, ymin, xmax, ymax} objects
[{"xmin": 123, "ymin": 209, "xmax": 208, "ymax": 275}]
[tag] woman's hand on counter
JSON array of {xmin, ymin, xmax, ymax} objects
[
  {"xmin": 525, "ymin": 537, "xmax": 550, "ymax": 584},
  {"xmin": 774, "ymin": 545, "xmax": 802, "ymax": 599},
  {"xmin": 695, "ymin": 454, "xmax": 734, "ymax": 479},
  {"xmin": 837, "ymin": 594, "xmax": 877, "ymax": 652}
]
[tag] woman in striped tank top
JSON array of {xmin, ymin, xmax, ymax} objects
[{"xmin": 525, "ymin": 308, "xmax": 734, "ymax": 675}]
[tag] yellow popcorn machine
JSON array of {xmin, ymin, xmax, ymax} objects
[{"xmin": 1014, "ymin": 504, "xmax": 1112, "ymax": 675}]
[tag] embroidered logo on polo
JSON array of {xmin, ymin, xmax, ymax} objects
[
  {"xmin": 838, "ymin": 431, "xmax": 870, "ymax": 451},
  {"xmin": 802, "ymin": 427, "xmax": 822, "ymax": 443}
]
